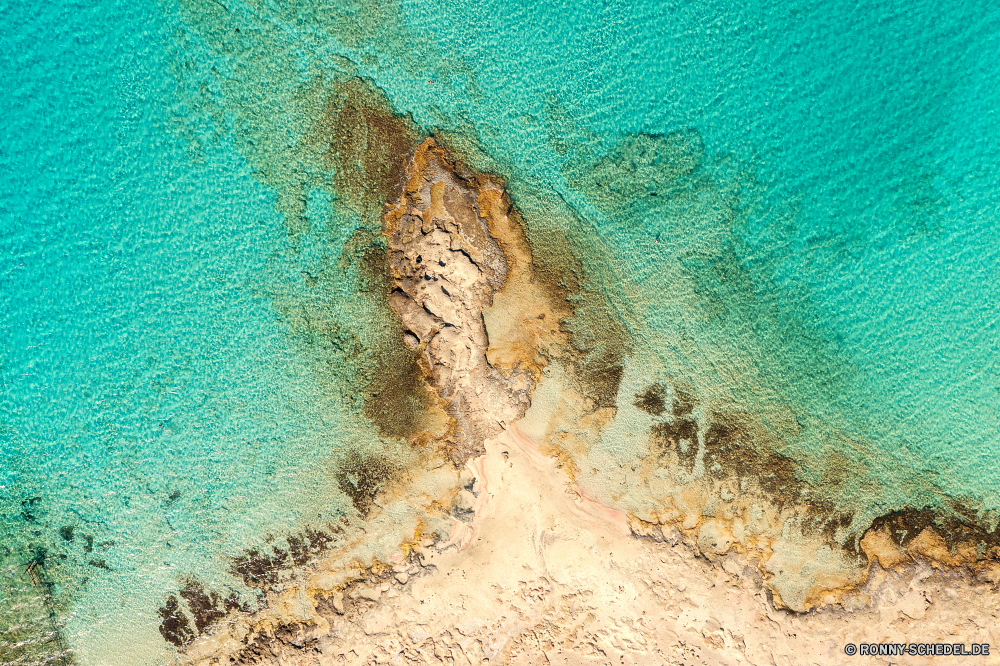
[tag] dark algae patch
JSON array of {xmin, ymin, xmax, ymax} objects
[
  {"xmin": 179, "ymin": 577, "xmax": 242, "ymax": 633},
  {"xmin": 701, "ymin": 413, "xmax": 799, "ymax": 492},
  {"xmin": 647, "ymin": 384, "xmax": 701, "ymax": 465},
  {"xmin": 285, "ymin": 529, "xmax": 337, "ymax": 565},
  {"xmin": 344, "ymin": 231, "xmax": 446, "ymax": 443},
  {"xmin": 335, "ymin": 450, "xmax": 397, "ymax": 518},
  {"xmin": 647, "ymin": 389, "xmax": 826, "ymax": 516},
  {"xmin": 634, "ymin": 384, "xmax": 666, "ymax": 416},
  {"xmin": 158, "ymin": 594, "xmax": 195, "ymax": 648},
  {"xmin": 582, "ymin": 361, "xmax": 625, "ymax": 410},
  {"xmin": 229, "ymin": 546, "xmax": 285, "ymax": 590},
  {"xmin": 645, "ymin": 387, "xmax": 1000, "ymax": 577},
  {"xmin": 868, "ymin": 507, "xmax": 1000, "ymax": 559},
  {"xmin": 20, "ymin": 496, "xmax": 42, "ymax": 522},
  {"xmin": 86, "ymin": 558, "xmax": 111, "ymax": 571},
  {"xmin": 313, "ymin": 76, "xmax": 422, "ymax": 220},
  {"xmin": 651, "ymin": 417, "xmax": 699, "ymax": 462},
  {"xmin": 157, "ymin": 527, "xmax": 342, "ymax": 647},
  {"xmin": 228, "ymin": 526, "xmax": 343, "ymax": 591}
]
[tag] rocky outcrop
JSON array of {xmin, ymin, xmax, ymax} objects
[
  {"xmin": 382, "ymin": 139, "xmax": 559, "ymax": 464},
  {"xmin": 176, "ymin": 136, "xmax": 1000, "ymax": 666}
]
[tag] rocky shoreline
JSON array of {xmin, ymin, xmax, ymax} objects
[{"xmin": 170, "ymin": 132, "xmax": 1000, "ymax": 666}]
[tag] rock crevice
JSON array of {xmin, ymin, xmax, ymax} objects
[{"xmin": 383, "ymin": 139, "xmax": 545, "ymax": 463}]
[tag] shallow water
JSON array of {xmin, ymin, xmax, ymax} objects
[
  {"xmin": 2, "ymin": 0, "xmax": 999, "ymax": 661},
  {"xmin": 376, "ymin": 0, "xmax": 1000, "ymax": 517},
  {"xmin": 1, "ymin": 0, "xmax": 376, "ymax": 661}
]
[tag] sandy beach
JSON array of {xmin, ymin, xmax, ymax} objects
[{"xmin": 176, "ymin": 415, "xmax": 1000, "ymax": 665}]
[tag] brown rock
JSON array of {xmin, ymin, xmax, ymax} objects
[{"xmin": 860, "ymin": 526, "xmax": 910, "ymax": 569}]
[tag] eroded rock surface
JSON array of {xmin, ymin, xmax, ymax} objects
[
  {"xmin": 383, "ymin": 139, "xmax": 552, "ymax": 464},
  {"xmin": 180, "ymin": 426, "xmax": 1000, "ymax": 666}
]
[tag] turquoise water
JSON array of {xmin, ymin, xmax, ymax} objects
[
  {"xmin": 0, "ymin": 0, "xmax": 376, "ymax": 662},
  {"xmin": 373, "ymin": 0, "xmax": 1000, "ymax": 516},
  {"xmin": 2, "ymin": 0, "xmax": 999, "ymax": 661}
]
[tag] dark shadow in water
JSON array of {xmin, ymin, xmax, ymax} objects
[{"xmin": 157, "ymin": 525, "xmax": 344, "ymax": 647}]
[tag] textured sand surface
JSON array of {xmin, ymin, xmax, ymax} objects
[{"xmin": 179, "ymin": 420, "xmax": 1000, "ymax": 665}]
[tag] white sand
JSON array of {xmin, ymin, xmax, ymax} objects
[{"xmin": 180, "ymin": 419, "xmax": 1000, "ymax": 665}]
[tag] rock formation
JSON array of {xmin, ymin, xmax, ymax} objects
[
  {"xmin": 382, "ymin": 138, "xmax": 564, "ymax": 464},
  {"xmin": 174, "ymin": 137, "xmax": 1000, "ymax": 666}
]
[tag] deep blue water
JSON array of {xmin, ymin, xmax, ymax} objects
[{"xmin": 2, "ymin": 0, "xmax": 999, "ymax": 661}]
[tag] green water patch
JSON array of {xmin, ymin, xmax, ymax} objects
[
  {"xmin": 45, "ymin": 7, "xmax": 992, "ymax": 657},
  {"xmin": 0, "ymin": 489, "xmax": 96, "ymax": 664},
  {"xmin": 165, "ymin": 0, "xmax": 1000, "ymax": 531},
  {"xmin": 1, "ymin": 6, "xmax": 446, "ymax": 661},
  {"xmin": 127, "ymin": 9, "xmax": 453, "ymax": 651},
  {"xmin": 562, "ymin": 129, "xmax": 709, "ymax": 226},
  {"xmin": 166, "ymin": 0, "xmax": 447, "ymax": 441},
  {"xmin": 167, "ymin": 0, "xmax": 636, "ymax": 426},
  {"xmin": 544, "ymin": 117, "xmax": 996, "ymax": 546}
]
